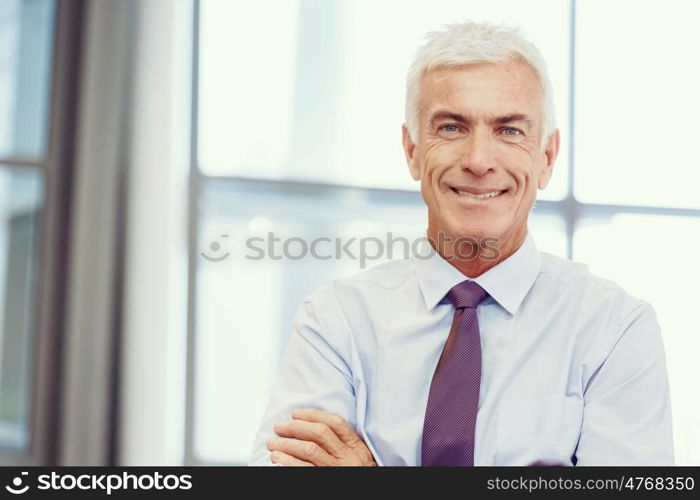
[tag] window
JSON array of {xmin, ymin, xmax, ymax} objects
[
  {"xmin": 575, "ymin": 0, "xmax": 700, "ymax": 209},
  {"xmin": 0, "ymin": 166, "xmax": 42, "ymax": 450},
  {"xmin": 191, "ymin": 0, "xmax": 700, "ymax": 464},
  {"xmin": 0, "ymin": 0, "xmax": 55, "ymax": 455}
]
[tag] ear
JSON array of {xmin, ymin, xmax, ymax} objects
[
  {"xmin": 537, "ymin": 129, "xmax": 560, "ymax": 190},
  {"xmin": 402, "ymin": 124, "xmax": 421, "ymax": 181}
]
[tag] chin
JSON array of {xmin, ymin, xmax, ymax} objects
[{"xmin": 447, "ymin": 220, "xmax": 504, "ymax": 241}]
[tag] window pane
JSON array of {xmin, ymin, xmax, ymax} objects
[
  {"xmin": 193, "ymin": 180, "xmax": 567, "ymax": 463},
  {"xmin": 529, "ymin": 210, "xmax": 567, "ymax": 258},
  {"xmin": 198, "ymin": 0, "xmax": 569, "ymax": 200},
  {"xmin": 573, "ymin": 213, "xmax": 700, "ymax": 465},
  {"xmin": 0, "ymin": 165, "xmax": 43, "ymax": 450},
  {"xmin": 0, "ymin": 0, "xmax": 56, "ymax": 161},
  {"xmin": 574, "ymin": 0, "xmax": 700, "ymax": 208}
]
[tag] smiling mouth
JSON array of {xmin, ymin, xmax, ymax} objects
[{"xmin": 450, "ymin": 187, "xmax": 507, "ymax": 199}]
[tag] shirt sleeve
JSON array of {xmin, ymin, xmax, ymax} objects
[
  {"xmin": 575, "ymin": 303, "xmax": 675, "ymax": 465},
  {"xmin": 247, "ymin": 289, "xmax": 357, "ymax": 466}
]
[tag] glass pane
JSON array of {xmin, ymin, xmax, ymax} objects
[
  {"xmin": 0, "ymin": 164, "xmax": 43, "ymax": 451},
  {"xmin": 529, "ymin": 210, "xmax": 567, "ymax": 258},
  {"xmin": 0, "ymin": 0, "xmax": 56, "ymax": 161},
  {"xmin": 574, "ymin": 213, "xmax": 700, "ymax": 465},
  {"xmin": 575, "ymin": 0, "xmax": 700, "ymax": 208},
  {"xmin": 192, "ymin": 180, "xmax": 567, "ymax": 463},
  {"xmin": 198, "ymin": 0, "xmax": 569, "ymax": 200}
]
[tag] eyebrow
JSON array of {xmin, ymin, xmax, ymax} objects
[{"xmin": 429, "ymin": 111, "xmax": 533, "ymax": 130}]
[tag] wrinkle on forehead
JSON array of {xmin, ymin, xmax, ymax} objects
[{"xmin": 418, "ymin": 59, "xmax": 544, "ymax": 127}]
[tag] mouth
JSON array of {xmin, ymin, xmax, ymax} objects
[{"xmin": 449, "ymin": 186, "xmax": 508, "ymax": 200}]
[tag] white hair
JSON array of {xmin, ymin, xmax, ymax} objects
[{"xmin": 405, "ymin": 21, "xmax": 556, "ymax": 150}]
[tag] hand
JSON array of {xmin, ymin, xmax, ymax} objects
[{"xmin": 266, "ymin": 408, "xmax": 377, "ymax": 466}]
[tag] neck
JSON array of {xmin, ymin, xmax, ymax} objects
[{"xmin": 427, "ymin": 225, "xmax": 527, "ymax": 278}]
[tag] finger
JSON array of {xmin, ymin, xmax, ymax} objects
[
  {"xmin": 270, "ymin": 450, "xmax": 313, "ymax": 467},
  {"xmin": 274, "ymin": 419, "xmax": 346, "ymax": 457},
  {"xmin": 266, "ymin": 437, "xmax": 337, "ymax": 466},
  {"xmin": 291, "ymin": 408, "xmax": 361, "ymax": 447}
]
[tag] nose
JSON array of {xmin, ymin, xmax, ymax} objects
[{"xmin": 459, "ymin": 128, "xmax": 497, "ymax": 176}]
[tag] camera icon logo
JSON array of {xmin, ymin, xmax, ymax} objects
[{"xmin": 5, "ymin": 472, "xmax": 29, "ymax": 494}]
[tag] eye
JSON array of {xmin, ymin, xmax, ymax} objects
[
  {"xmin": 501, "ymin": 127, "xmax": 523, "ymax": 137},
  {"xmin": 438, "ymin": 123, "xmax": 462, "ymax": 134}
]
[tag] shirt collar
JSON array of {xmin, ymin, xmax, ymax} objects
[{"xmin": 414, "ymin": 231, "xmax": 542, "ymax": 315}]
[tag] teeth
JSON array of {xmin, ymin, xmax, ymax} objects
[{"xmin": 455, "ymin": 189, "xmax": 504, "ymax": 199}]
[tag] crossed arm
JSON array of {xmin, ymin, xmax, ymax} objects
[
  {"xmin": 266, "ymin": 408, "xmax": 376, "ymax": 466},
  {"xmin": 248, "ymin": 293, "xmax": 377, "ymax": 466}
]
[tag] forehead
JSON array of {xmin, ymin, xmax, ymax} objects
[{"xmin": 420, "ymin": 60, "xmax": 544, "ymax": 119}]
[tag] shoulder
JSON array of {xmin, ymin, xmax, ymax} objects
[
  {"xmin": 537, "ymin": 251, "xmax": 659, "ymax": 345},
  {"xmin": 299, "ymin": 257, "xmax": 417, "ymax": 325},
  {"xmin": 540, "ymin": 252, "xmax": 650, "ymax": 308},
  {"xmin": 306, "ymin": 257, "xmax": 416, "ymax": 301}
]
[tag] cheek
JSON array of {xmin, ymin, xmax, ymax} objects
[
  {"xmin": 508, "ymin": 159, "xmax": 540, "ymax": 193},
  {"xmin": 416, "ymin": 157, "xmax": 438, "ymax": 200},
  {"xmin": 419, "ymin": 178, "xmax": 433, "ymax": 203},
  {"xmin": 423, "ymin": 146, "xmax": 458, "ymax": 184},
  {"xmin": 513, "ymin": 170, "xmax": 540, "ymax": 213}
]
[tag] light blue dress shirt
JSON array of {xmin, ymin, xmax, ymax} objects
[{"xmin": 249, "ymin": 231, "xmax": 674, "ymax": 466}]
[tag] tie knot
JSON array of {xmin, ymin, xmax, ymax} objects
[{"xmin": 446, "ymin": 280, "xmax": 488, "ymax": 309}]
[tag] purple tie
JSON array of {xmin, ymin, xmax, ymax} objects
[{"xmin": 421, "ymin": 280, "xmax": 489, "ymax": 466}]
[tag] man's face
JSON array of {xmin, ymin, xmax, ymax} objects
[{"xmin": 402, "ymin": 59, "xmax": 559, "ymax": 247}]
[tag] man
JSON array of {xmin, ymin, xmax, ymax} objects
[{"xmin": 248, "ymin": 22, "xmax": 674, "ymax": 466}]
